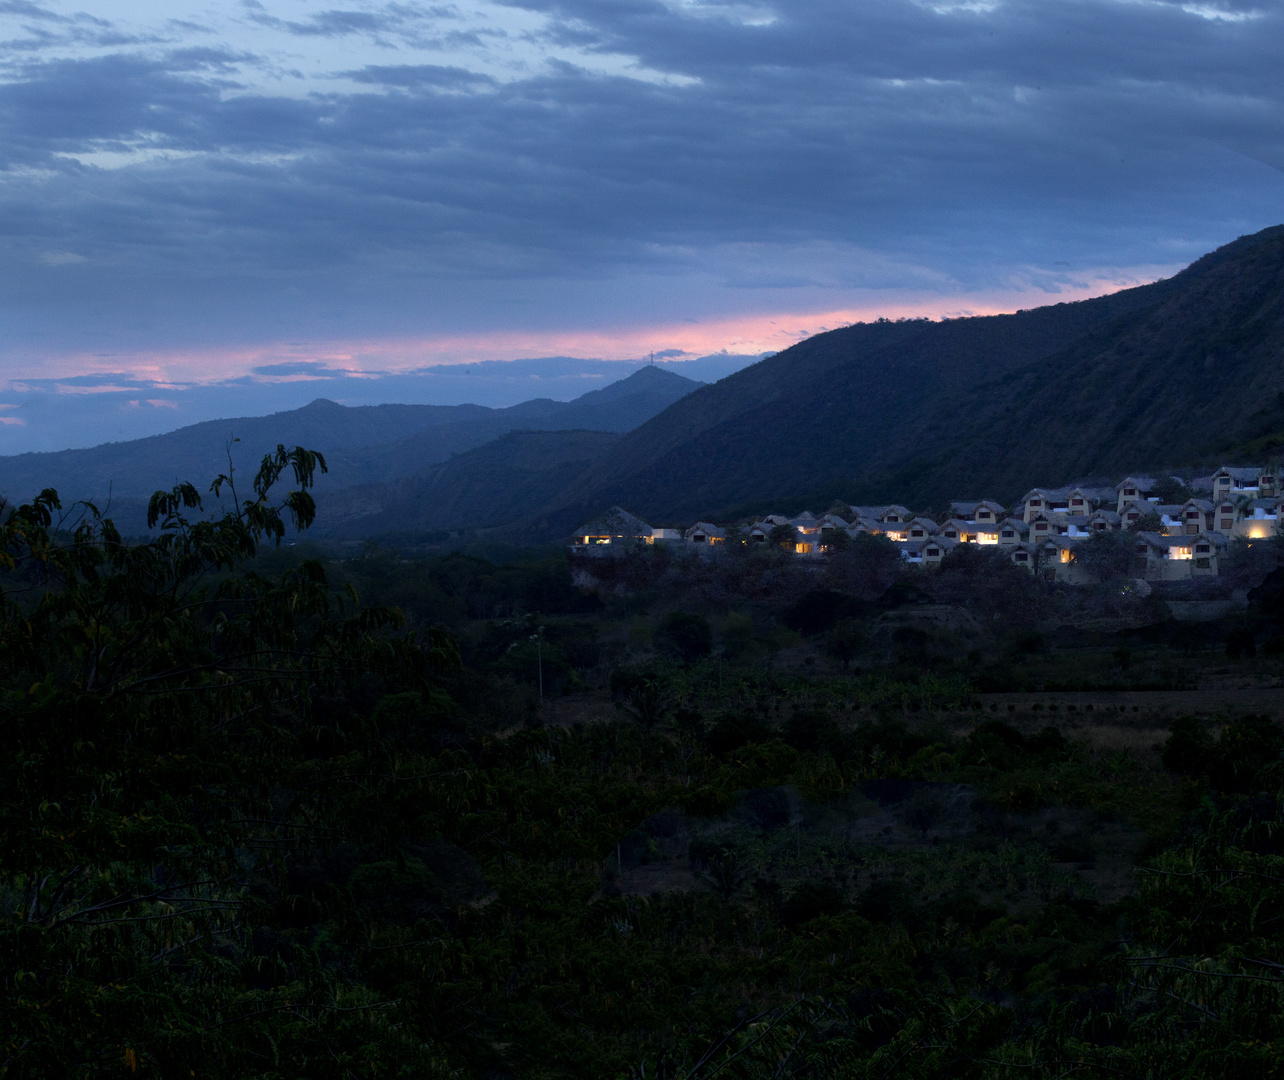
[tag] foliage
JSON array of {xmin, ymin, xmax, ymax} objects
[
  {"xmin": 655, "ymin": 611, "xmax": 714, "ymax": 661},
  {"xmin": 0, "ymin": 448, "xmax": 459, "ymax": 1078},
  {"xmin": 9, "ymin": 450, "xmax": 1284, "ymax": 1077},
  {"xmin": 1071, "ymin": 529, "xmax": 1135, "ymax": 583}
]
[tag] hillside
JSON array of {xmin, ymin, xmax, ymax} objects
[
  {"xmin": 0, "ymin": 365, "xmax": 702, "ymax": 506},
  {"xmin": 533, "ymin": 225, "xmax": 1284, "ymax": 531},
  {"xmin": 320, "ymin": 429, "xmax": 621, "ymax": 536}
]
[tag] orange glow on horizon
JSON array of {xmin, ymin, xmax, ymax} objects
[{"xmin": 0, "ymin": 265, "xmax": 1177, "ymax": 388}]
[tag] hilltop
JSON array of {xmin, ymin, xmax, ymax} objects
[{"xmin": 533, "ymin": 225, "xmax": 1284, "ymax": 533}]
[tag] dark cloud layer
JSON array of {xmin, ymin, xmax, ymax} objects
[{"xmin": 0, "ymin": 0, "xmax": 1281, "ymax": 378}]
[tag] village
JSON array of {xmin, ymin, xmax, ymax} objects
[{"xmin": 571, "ymin": 464, "xmax": 1281, "ymax": 582}]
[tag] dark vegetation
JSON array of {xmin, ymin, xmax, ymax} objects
[{"xmin": 9, "ymin": 453, "xmax": 1284, "ymax": 1077}]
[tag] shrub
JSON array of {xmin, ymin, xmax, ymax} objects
[{"xmin": 655, "ymin": 610, "xmax": 713, "ymax": 661}]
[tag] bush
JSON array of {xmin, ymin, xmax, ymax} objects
[
  {"xmin": 780, "ymin": 881, "xmax": 844, "ymax": 927},
  {"xmin": 1163, "ymin": 714, "xmax": 1284, "ymax": 792},
  {"xmin": 655, "ymin": 610, "xmax": 713, "ymax": 661},
  {"xmin": 705, "ymin": 712, "xmax": 773, "ymax": 755}
]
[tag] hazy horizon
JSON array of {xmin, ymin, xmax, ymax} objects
[{"xmin": 2, "ymin": 0, "xmax": 1281, "ymax": 450}]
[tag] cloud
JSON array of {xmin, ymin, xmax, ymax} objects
[{"xmin": 0, "ymin": 0, "xmax": 1279, "ymax": 409}]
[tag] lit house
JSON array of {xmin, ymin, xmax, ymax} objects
[
  {"xmin": 790, "ymin": 511, "xmax": 821, "ymax": 534},
  {"xmin": 571, "ymin": 507, "xmax": 654, "ymax": 547},
  {"xmin": 685, "ymin": 522, "xmax": 725, "ymax": 545},
  {"xmin": 939, "ymin": 518, "xmax": 975, "ymax": 542},
  {"xmin": 906, "ymin": 517, "xmax": 939, "ymax": 541},
  {"xmin": 997, "ymin": 518, "xmax": 1028, "ymax": 546},
  {"xmin": 1236, "ymin": 499, "xmax": 1280, "ymax": 540},
  {"xmin": 1132, "ymin": 532, "xmax": 1226, "ymax": 581}
]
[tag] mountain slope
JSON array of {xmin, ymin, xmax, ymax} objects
[
  {"xmin": 320, "ymin": 429, "xmax": 621, "ymax": 536},
  {"xmin": 332, "ymin": 366, "xmax": 702, "ymax": 484},
  {"xmin": 533, "ymin": 225, "xmax": 1284, "ymax": 529},
  {"xmin": 0, "ymin": 366, "xmax": 702, "ymax": 504}
]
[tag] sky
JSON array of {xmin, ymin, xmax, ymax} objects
[{"xmin": 1, "ymin": 0, "xmax": 1282, "ymax": 451}]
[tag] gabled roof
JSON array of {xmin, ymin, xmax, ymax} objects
[
  {"xmin": 1068, "ymin": 485, "xmax": 1114, "ymax": 502},
  {"xmin": 878, "ymin": 505, "xmax": 913, "ymax": 521},
  {"xmin": 906, "ymin": 517, "xmax": 939, "ymax": 533},
  {"xmin": 1213, "ymin": 465, "xmax": 1263, "ymax": 483},
  {"xmin": 1116, "ymin": 476, "xmax": 1158, "ymax": 492},
  {"xmin": 950, "ymin": 498, "xmax": 1007, "ymax": 517},
  {"xmin": 818, "ymin": 513, "xmax": 850, "ymax": 529},
  {"xmin": 790, "ymin": 510, "xmax": 819, "ymax": 525},
  {"xmin": 997, "ymin": 517, "xmax": 1028, "ymax": 533},
  {"xmin": 1020, "ymin": 487, "xmax": 1071, "ymax": 503},
  {"xmin": 685, "ymin": 522, "xmax": 725, "ymax": 540},
  {"xmin": 1135, "ymin": 531, "xmax": 1190, "ymax": 551},
  {"xmin": 1086, "ymin": 508, "xmax": 1121, "ymax": 523}
]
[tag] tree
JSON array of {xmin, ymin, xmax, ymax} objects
[
  {"xmin": 1071, "ymin": 529, "xmax": 1135, "ymax": 582},
  {"xmin": 656, "ymin": 610, "xmax": 713, "ymax": 661},
  {"xmin": 768, "ymin": 523, "xmax": 798, "ymax": 550},
  {"xmin": 0, "ymin": 446, "xmax": 459, "ymax": 1078}
]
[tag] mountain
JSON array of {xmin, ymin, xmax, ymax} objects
[
  {"xmin": 320, "ymin": 429, "xmax": 622, "ymax": 536},
  {"xmin": 0, "ymin": 366, "xmax": 702, "ymax": 507},
  {"xmin": 330, "ymin": 366, "xmax": 704, "ymax": 485},
  {"xmin": 531, "ymin": 225, "xmax": 1284, "ymax": 530}
]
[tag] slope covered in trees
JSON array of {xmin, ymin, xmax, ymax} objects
[{"xmin": 537, "ymin": 225, "xmax": 1284, "ymax": 530}]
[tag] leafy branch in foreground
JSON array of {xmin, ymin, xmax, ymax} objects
[{"xmin": 0, "ymin": 445, "xmax": 461, "ymax": 1079}]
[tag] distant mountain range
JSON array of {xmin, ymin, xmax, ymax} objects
[
  {"xmin": 0, "ymin": 366, "xmax": 702, "ymax": 531},
  {"xmin": 6, "ymin": 225, "xmax": 1284, "ymax": 545}
]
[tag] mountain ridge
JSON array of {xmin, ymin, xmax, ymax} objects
[
  {"xmin": 0, "ymin": 365, "xmax": 704, "ymax": 507},
  {"xmin": 520, "ymin": 225, "xmax": 1284, "ymax": 533}
]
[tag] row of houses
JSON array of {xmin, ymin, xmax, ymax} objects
[{"xmin": 570, "ymin": 465, "xmax": 1281, "ymax": 582}]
